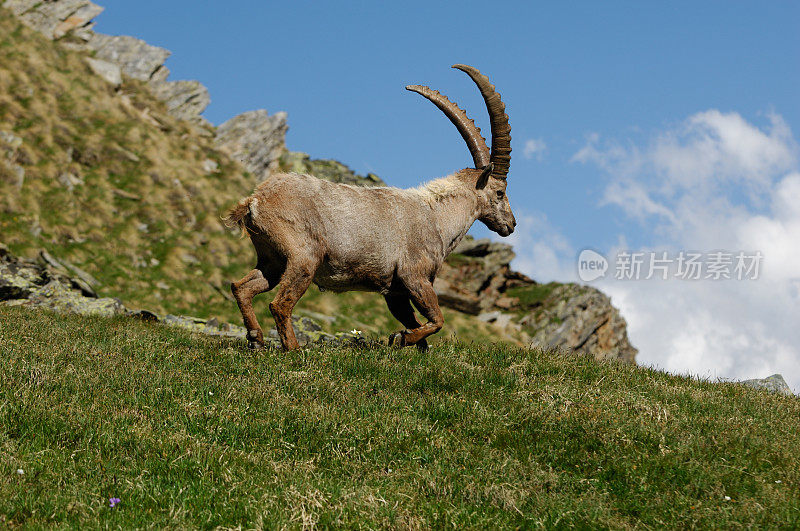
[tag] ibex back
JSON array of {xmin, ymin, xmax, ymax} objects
[{"xmin": 224, "ymin": 64, "xmax": 515, "ymax": 351}]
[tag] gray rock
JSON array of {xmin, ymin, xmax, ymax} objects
[
  {"xmin": 526, "ymin": 283, "xmax": 637, "ymax": 363},
  {"xmin": 296, "ymin": 309, "xmax": 337, "ymax": 324},
  {"xmin": 58, "ymin": 23, "xmax": 96, "ymax": 51},
  {"xmin": 179, "ymin": 253, "xmax": 199, "ymax": 265},
  {"xmin": 148, "ymin": 79, "xmax": 210, "ymax": 122},
  {"xmin": 39, "ymin": 249, "xmax": 67, "ymax": 272},
  {"xmin": 158, "ymin": 313, "xmax": 248, "ymax": 340},
  {"xmin": 3, "ymin": 0, "xmax": 41, "ymax": 16},
  {"xmin": 433, "ymin": 276, "xmax": 483, "ymax": 315},
  {"xmin": 434, "ymin": 237, "xmax": 521, "ymax": 315},
  {"xmin": 61, "ymin": 259, "xmax": 99, "ymax": 288},
  {"xmin": 435, "ymin": 234, "xmax": 637, "ymax": 363},
  {"xmin": 0, "ymin": 130, "xmax": 23, "ymax": 151},
  {"xmin": 12, "ymin": 0, "xmax": 102, "ymax": 39},
  {"xmin": 477, "ymin": 311, "xmax": 502, "ymax": 323},
  {"xmin": 84, "ymin": 57, "xmax": 122, "ymax": 86},
  {"xmin": 0, "ymin": 131, "xmax": 25, "ymax": 188},
  {"xmin": 1, "ymin": 246, "xmax": 122, "ymax": 316},
  {"xmin": 5, "ymin": 0, "xmax": 215, "ymax": 125},
  {"xmin": 57, "ymin": 171, "xmax": 84, "ymax": 191},
  {"xmin": 201, "ymin": 158, "xmax": 219, "ymax": 174},
  {"xmin": 149, "ymin": 64, "xmax": 170, "ymax": 84},
  {"xmin": 452, "ymin": 238, "xmax": 516, "ymax": 293},
  {"xmin": 477, "ymin": 311, "xmax": 514, "ymax": 329},
  {"xmin": 88, "ymin": 33, "xmax": 170, "ymax": 81},
  {"xmin": 50, "ymin": 1, "xmax": 103, "ymax": 39},
  {"xmin": 740, "ymin": 374, "xmax": 793, "ymax": 396},
  {"xmin": 9, "ymin": 163, "xmax": 25, "ymax": 189},
  {"xmin": 216, "ymin": 110, "xmax": 288, "ymax": 181}
]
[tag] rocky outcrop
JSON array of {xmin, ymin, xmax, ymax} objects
[
  {"xmin": 1, "ymin": 0, "xmax": 214, "ymax": 130},
  {"xmin": 87, "ymin": 33, "xmax": 169, "ymax": 81},
  {"xmin": 148, "ymin": 77, "xmax": 211, "ymax": 124},
  {"xmin": 3, "ymin": 0, "xmax": 294, "ymax": 181},
  {"xmin": 740, "ymin": 374, "xmax": 794, "ymax": 396},
  {"xmin": 0, "ymin": 246, "xmax": 364, "ymax": 348},
  {"xmin": 0, "ymin": 245, "xmax": 124, "ymax": 317},
  {"xmin": 435, "ymin": 237, "xmax": 529, "ymax": 315},
  {"xmin": 86, "ymin": 33, "xmax": 212, "ymax": 126},
  {"xmin": 279, "ymin": 151, "xmax": 386, "ymax": 187},
  {"xmin": 522, "ymin": 283, "xmax": 637, "ymax": 364},
  {"xmin": 436, "ymin": 236, "xmax": 638, "ymax": 363},
  {"xmin": 84, "ymin": 57, "xmax": 121, "ymax": 86},
  {"xmin": 7, "ymin": 0, "xmax": 102, "ymax": 42},
  {"xmin": 215, "ymin": 110, "xmax": 289, "ymax": 182}
]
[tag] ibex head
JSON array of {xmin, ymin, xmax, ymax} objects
[{"xmin": 407, "ymin": 64, "xmax": 516, "ymax": 236}]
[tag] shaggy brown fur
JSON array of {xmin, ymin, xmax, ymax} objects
[{"xmin": 222, "ymin": 199, "xmax": 252, "ymax": 238}]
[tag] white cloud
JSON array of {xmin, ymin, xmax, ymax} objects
[
  {"xmin": 523, "ymin": 138, "xmax": 547, "ymax": 160},
  {"xmin": 505, "ymin": 211, "xmax": 573, "ymax": 283},
  {"xmin": 602, "ymin": 180, "xmax": 677, "ymax": 224},
  {"xmin": 574, "ymin": 110, "xmax": 800, "ymax": 391}
]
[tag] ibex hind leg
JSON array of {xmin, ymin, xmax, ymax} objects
[
  {"xmin": 231, "ymin": 268, "xmax": 273, "ymax": 349},
  {"xmin": 269, "ymin": 258, "xmax": 318, "ymax": 351},
  {"xmin": 384, "ymin": 293, "xmax": 428, "ymax": 352}
]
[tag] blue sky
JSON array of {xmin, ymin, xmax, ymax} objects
[
  {"xmin": 95, "ymin": 2, "xmax": 800, "ymax": 389},
  {"xmin": 96, "ymin": 1, "xmax": 799, "ymax": 250}
]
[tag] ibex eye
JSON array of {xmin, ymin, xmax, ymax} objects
[{"xmin": 496, "ymin": 191, "xmax": 505, "ymax": 199}]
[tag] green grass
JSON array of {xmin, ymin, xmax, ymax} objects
[
  {"xmin": 444, "ymin": 252, "xmax": 472, "ymax": 268},
  {"xmin": 506, "ymin": 282, "xmax": 559, "ymax": 308},
  {"xmin": 1, "ymin": 307, "xmax": 798, "ymax": 528}
]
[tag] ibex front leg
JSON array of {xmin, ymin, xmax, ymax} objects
[
  {"xmin": 390, "ymin": 280, "xmax": 443, "ymax": 348},
  {"xmin": 385, "ymin": 293, "xmax": 429, "ymax": 352}
]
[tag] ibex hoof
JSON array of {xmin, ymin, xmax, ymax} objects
[
  {"xmin": 415, "ymin": 339, "xmax": 429, "ymax": 352},
  {"xmin": 248, "ymin": 340, "xmax": 265, "ymax": 350},
  {"xmin": 388, "ymin": 331, "xmax": 406, "ymax": 348}
]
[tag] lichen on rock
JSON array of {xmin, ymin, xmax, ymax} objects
[{"xmin": 0, "ymin": 245, "xmax": 124, "ymax": 317}]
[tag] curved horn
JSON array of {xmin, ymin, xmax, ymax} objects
[
  {"xmin": 452, "ymin": 64, "xmax": 511, "ymax": 179},
  {"xmin": 406, "ymin": 84, "xmax": 490, "ymax": 170}
]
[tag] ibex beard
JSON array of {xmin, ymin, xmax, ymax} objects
[{"xmin": 224, "ymin": 64, "xmax": 515, "ymax": 351}]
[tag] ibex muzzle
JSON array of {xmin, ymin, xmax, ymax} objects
[{"xmin": 225, "ymin": 64, "xmax": 514, "ymax": 351}]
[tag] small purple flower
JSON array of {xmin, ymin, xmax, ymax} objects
[{"xmin": 109, "ymin": 497, "xmax": 121, "ymax": 508}]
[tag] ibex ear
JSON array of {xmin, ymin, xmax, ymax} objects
[{"xmin": 476, "ymin": 163, "xmax": 493, "ymax": 190}]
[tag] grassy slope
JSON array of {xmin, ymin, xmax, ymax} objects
[
  {"xmin": 0, "ymin": 11, "xmax": 510, "ymax": 345},
  {"xmin": 1, "ymin": 307, "xmax": 798, "ymax": 528}
]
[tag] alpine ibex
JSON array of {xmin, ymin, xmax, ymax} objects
[{"xmin": 224, "ymin": 64, "xmax": 515, "ymax": 351}]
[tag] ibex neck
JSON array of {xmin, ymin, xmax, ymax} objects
[{"xmin": 420, "ymin": 176, "xmax": 480, "ymax": 261}]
